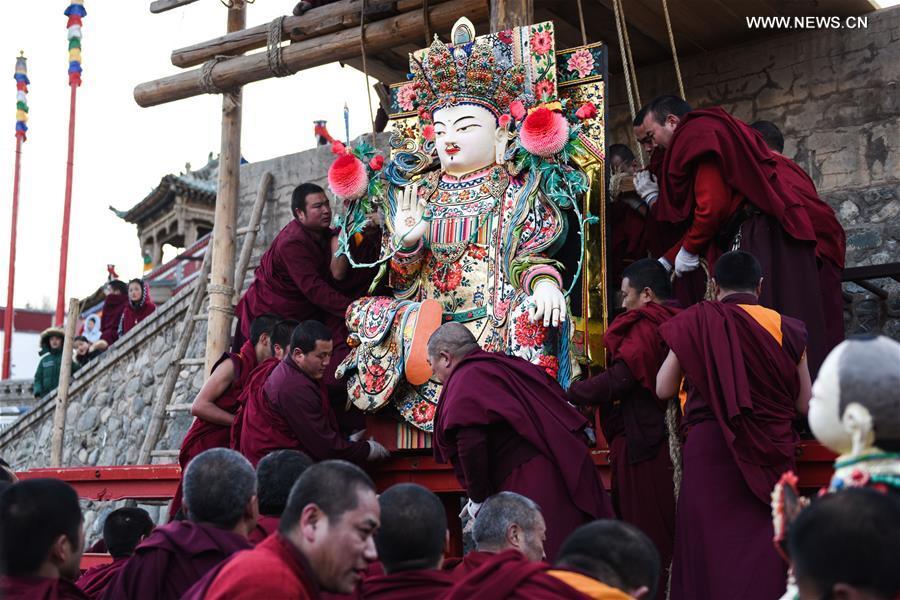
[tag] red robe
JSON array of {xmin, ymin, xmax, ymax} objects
[
  {"xmin": 100, "ymin": 520, "xmax": 251, "ymax": 600},
  {"xmin": 0, "ymin": 576, "xmax": 89, "ymax": 600},
  {"xmin": 567, "ymin": 301, "xmax": 680, "ymax": 598},
  {"xmin": 99, "ymin": 293, "xmax": 127, "ymax": 345},
  {"xmin": 240, "ymin": 357, "xmax": 370, "ymax": 467},
  {"xmin": 183, "ymin": 533, "xmax": 319, "ymax": 600},
  {"xmin": 119, "ymin": 284, "xmax": 157, "ymax": 337},
  {"xmin": 443, "ymin": 550, "xmax": 590, "ymax": 600},
  {"xmin": 358, "ymin": 568, "xmax": 455, "ymax": 599},
  {"xmin": 76, "ymin": 557, "xmax": 128, "ymax": 600},
  {"xmin": 170, "ymin": 340, "xmax": 258, "ymax": 519},
  {"xmin": 248, "ymin": 514, "xmax": 280, "ymax": 545},
  {"xmin": 447, "ymin": 550, "xmax": 495, "ymax": 579},
  {"xmin": 608, "ymin": 195, "xmax": 649, "ymax": 287},
  {"xmin": 434, "ymin": 350, "xmax": 612, "ymax": 561},
  {"xmin": 231, "ymin": 356, "xmax": 279, "ymax": 450},
  {"xmin": 659, "ymin": 293, "xmax": 805, "ymax": 600}
]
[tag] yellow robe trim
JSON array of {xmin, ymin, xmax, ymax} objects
[{"xmin": 546, "ymin": 570, "xmax": 634, "ymax": 600}]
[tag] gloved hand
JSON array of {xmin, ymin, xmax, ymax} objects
[
  {"xmin": 366, "ymin": 439, "xmax": 391, "ymax": 461},
  {"xmin": 633, "ymin": 171, "xmax": 659, "ymax": 207},
  {"xmin": 674, "ymin": 247, "xmax": 700, "ymax": 277},
  {"xmin": 393, "ymin": 183, "xmax": 428, "ymax": 249},
  {"xmin": 528, "ymin": 279, "xmax": 565, "ymax": 327},
  {"xmin": 349, "ymin": 429, "xmax": 366, "ymax": 443},
  {"xmin": 658, "ymin": 257, "xmax": 673, "ymax": 273},
  {"xmin": 459, "ymin": 499, "xmax": 483, "ymax": 520}
]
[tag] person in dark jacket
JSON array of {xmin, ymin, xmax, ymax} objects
[
  {"xmin": 33, "ymin": 328, "xmax": 80, "ymax": 398},
  {"xmin": 74, "ymin": 336, "xmax": 108, "ymax": 366},
  {"xmin": 118, "ymin": 279, "xmax": 156, "ymax": 337},
  {"xmin": 100, "ymin": 279, "xmax": 128, "ymax": 346}
]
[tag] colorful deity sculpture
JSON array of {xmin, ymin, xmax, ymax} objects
[{"xmin": 328, "ymin": 19, "xmax": 608, "ymax": 433}]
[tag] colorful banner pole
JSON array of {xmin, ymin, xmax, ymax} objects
[
  {"xmin": 3, "ymin": 52, "xmax": 29, "ymax": 378},
  {"xmin": 55, "ymin": 0, "xmax": 86, "ymax": 325}
]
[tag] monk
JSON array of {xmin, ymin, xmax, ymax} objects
[
  {"xmin": 102, "ymin": 449, "xmax": 257, "ymax": 600},
  {"xmin": 448, "ymin": 491, "xmax": 546, "ymax": 578},
  {"xmin": 169, "ymin": 314, "xmax": 279, "ymax": 518},
  {"xmin": 359, "ymin": 483, "xmax": 455, "ymax": 599},
  {"xmin": 430, "ymin": 322, "xmax": 612, "ymax": 561},
  {"xmin": 566, "ymin": 258, "xmax": 678, "ymax": 594},
  {"xmin": 183, "ymin": 460, "xmax": 380, "ymax": 600},
  {"xmin": 231, "ymin": 318, "xmax": 296, "ymax": 451},
  {"xmin": 607, "ymin": 143, "xmax": 650, "ymax": 287},
  {"xmin": 656, "ymin": 251, "xmax": 812, "ymax": 600},
  {"xmin": 76, "ymin": 508, "xmax": 154, "ymax": 600},
  {"xmin": 99, "ymin": 279, "xmax": 128, "ymax": 345},
  {"xmin": 637, "ymin": 95, "xmax": 828, "ymax": 376},
  {"xmin": 0, "ymin": 479, "xmax": 88, "ymax": 600},
  {"xmin": 250, "ymin": 449, "xmax": 312, "ymax": 544},
  {"xmin": 240, "ymin": 320, "xmax": 389, "ymax": 467},
  {"xmin": 444, "ymin": 549, "xmax": 589, "ymax": 600},
  {"xmin": 549, "ymin": 520, "xmax": 660, "ymax": 600},
  {"xmin": 750, "ymin": 119, "xmax": 846, "ymax": 353}
]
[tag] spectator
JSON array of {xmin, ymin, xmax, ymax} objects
[
  {"xmin": 118, "ymin": 278, "xmax": 156, "ymax": 337},
  {"xmin": 250, "ymin": 449, "xmax": 313, "ymax": 544},
  {"xmin": 33, "ymin": 327, "xmax": 80, "ymax": 398},
  {"xmin": 74, "ymin": 335, "xmax": 107, "ymax": 366},
  {"xmin": 76, "ymin": 508, "xmax": 154, "ymax": 600},
  {"xmin": 81, "ymin": 314, "xmax": 101, "ymax": 343},
  {"xmin": 0, "ymin": 479, "xmax": 87, "ymax": 599},
  {"xmin": 99, "ymin": 280, "xmax": 128, "ymax": 345}
]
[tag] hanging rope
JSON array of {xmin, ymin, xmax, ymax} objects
[
  {"xmin": 661, "ymin": 0, "xmax": 685, "ymax": 99},
  {"xmin": 575, "ymin": 0, "xmax": 587, "ymax": 46},
  {"xmin": 358, "ymin": 0, "xmax": 377, "ymax": 145},
  {"xmin": 617, "ymin": 0, "xmax": 642, "ymax": 107},
  {"xmin": 199, "ymin": 55, "xmax": 240, "ymax": 111},
  {"xmin": 611, "ymin": 0, "xmax": 644, "ymax": 167},
  {"xmin": 266, "ymin": 15, "xmax": 292, "ymax": 77}
]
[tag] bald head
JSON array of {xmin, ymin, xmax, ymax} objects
[{"xmin": 427, "ymin": 323, "xmax": 479, "ymax": 383}]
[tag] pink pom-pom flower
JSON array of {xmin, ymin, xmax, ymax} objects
[
  {"xmin": 369, "ymin": 154, "xmax": 385, "ymax": 171},
  {"xmin": 498, "ymin": 114, "xmax": 512, "ymax": 129},
  {"xmin": 328, "ymin": 153, "xmax": 369, "ymax": 200},
  {"xmin": 509, "ymin": 100, "xmax": 526, "ymax": 121},
  {"xmin": 575, "ymin": 102, "xmax": 597, "ymax": 121},
  {"xmin": 519, "ymin": 107, "xmax": 569, "ymax": 157},
  {"xmin": 331, "ymin": 140, "xmax": 346, "ymax": 155},
  {"xmin": 422, "ymin": 124, "xmax": 435, "ymax": 141}
]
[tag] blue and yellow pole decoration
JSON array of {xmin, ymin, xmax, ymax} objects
[
  {"xmin": 14, "ymin": 52, "xmax": 28, "ymax": 141},
  {"xmin": 65, "ymin": 0, "xmax": 86, "ymax": 87}
]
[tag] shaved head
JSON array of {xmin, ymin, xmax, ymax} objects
[{"xmin": 427, "ymin": 323, "xmax": 479, "ymax": 383}]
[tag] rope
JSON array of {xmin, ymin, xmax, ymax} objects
[
  {"xmin": 575, "ymin": 0, "xmax": 587, "ymax": 46},
  {"xmin": 611, "ymin": 0, "xmax": 644, "ymax": 168},
  {"xmin": 199, "ymin": 55, "xmax": 240, "ymax": 112},
  {"xmin": 661, "ymin": 0, "xmax": 686, "ymax": 99},
  {"xmin": 617, "ymin": 0, "xmax": 641, "ymax": 107},
  {"xmin": 359, "ymin": 0, "xmax": 377, "ymax": 145},
  {"xmin": 266, "ymin": 15, "xmax": 292, "ymax": 78},
  {"xmin": 423, "ymin": 0, "xmax": 432, "ymax": 46}
]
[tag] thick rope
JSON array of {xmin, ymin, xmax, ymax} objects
[
  {"xmin": 199, "ymin": 55, "xmax": 240, "ymax": 112},
  {"xmin": 617, "ymin": 0, "xmax": 642, "ymax": 107},
  {"xmin": 359, "ymin": 0, "xmax": 377, "ymax": 145},
  {"xmin": 266, "ymin": 15, "xmax": 292, "ymax": 77},
  {"xmin": 661, "ymin": 0, "xmax": 686, "ymax": 99},
  {"xmin": 575, "ymin": 0, "xmax": 587, "ymax": 46},
  {"xmin": 611, "ymin": 0, "xmax": 644, "ymax": 167}
]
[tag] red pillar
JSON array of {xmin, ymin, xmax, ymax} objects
[
  {"xmin": 55, "ymin": 84, "xmax": 78, "ymax": 325},
  {"xmin": 2, "ymin": 137, "xmax": 23, "ymax": 378}
]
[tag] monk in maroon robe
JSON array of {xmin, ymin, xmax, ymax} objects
[
  {"xmin": 118, "ymin": 279, "xmax": 156, "ymax": 337},
  {"xmin": 0, "ymin": 480, "xmax": 88, "ymax": 600},
  {"xmin": 99, "ymin": 280, "xmax": 128, "ymax": 345},
  {"xmin": 638, "ymin": 97, "xmax": 828, "ymax": 376},
  {"xmin": 103, "ymin": 449, "xmax": 257, "ymax": 600},
  {"xmin": 239, "ymin": 320, "xmax": 388, "ymax": 467},
  {"xmin": 76, "ymin": 508, "xmax": 153, "ymax": 599},
  {"xmin": 249, "ymin": 450, "xmax": 312, "ymax": 545},
  {"xmin": 656, "ymin": 251, "xmax": 812, "ymax": 600},
  {"xmin": 567, "ymin": 259, "xmax": 678, "ymax": 598},
  {"xmin": 607, "ymin": 144, "xmax": 650, "ymax": 287},
  {"xmin": 430, "ymin": 323, "xmax": 612, "ymax": 561},
  {"xmin": 444, "ymin": 550, "xmax": 590, "ymax": 600},
  {"xmin": 170, "ymin": 314, "xmax": 279, "ymax": 518}
]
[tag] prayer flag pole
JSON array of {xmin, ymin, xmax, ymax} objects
[
  {"xmin": 55, "ymin": 1, "xmax": 86, "ymax": 325},
  {"xmin": 3, "ymin": 52, "xmax": 29, "ymax": 379}
]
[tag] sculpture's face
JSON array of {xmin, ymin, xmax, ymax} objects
[{"xmin": 433, "ymin": 104, "xmax": 503, "ymax": 176}]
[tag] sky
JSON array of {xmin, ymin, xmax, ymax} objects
[{"xmin": 0, "ymin": 1, "xmax": 377, "ymax": 310}]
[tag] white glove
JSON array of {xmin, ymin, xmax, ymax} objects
[
  {"xmin": 674, "ymin": 247, "xmax": 700, "ymax": 277},
  {"xmin": 393, "ymin": 183, "xmax": 428, "ymax": 249},
  {"xmin": 528, "ymin": 279, "xmax": 565, "ymax": 327},
  {"xmin": 349, "ymin": 429, "xmax": 366, "ymax": 442},
  {"xmin": 459, "ymin": 499, "xmax": 482, "ymax": 520},
  {"xmin": 633, "ymin": 171, "xmax": 659, "ymax": 206},
  {"xmin": 658, "ymin": 257, "xmax": 673, "ymax": 273},
  {"xmin": 366, "ymin": 439, "xmax": 391, "ymax": 461}
]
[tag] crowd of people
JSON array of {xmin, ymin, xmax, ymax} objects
[{"xmin": 4, "ymin": 92, "xmax": 899, "ymax": 600}]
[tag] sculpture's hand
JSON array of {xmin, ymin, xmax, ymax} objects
[
  {"xmin": 528, "ymin": 279, "xmax": 565, "ymax": 328},
  {"xmin": 393, "ymin": 182, "xmax": 428, "ymax": 249}
]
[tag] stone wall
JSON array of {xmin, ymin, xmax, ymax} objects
[{"xmin": 607, "ymin": 6, "xmax": 900, "ymax": 338}]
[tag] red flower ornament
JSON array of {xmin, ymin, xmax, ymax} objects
[
  {"xmin": 509, "ymin": 100, "xmax": 526, "ymax": 121},
  {"xmin": 328, "ymin": 153, "xmax": 369, "ymax": 200},
  {"xmin": 519, "ymin": 107, "xmax": 569, "ymax": 157},
  {"xmin": 576, "ymin": 102, "xmax": 597, "ymax": 121},
  {"xmin": 369, "ymin": 154, "xmax": 385, "ymax": 171}
]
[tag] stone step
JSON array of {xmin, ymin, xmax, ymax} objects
[{"xmin": 166, "ymin": 403, "xmax": 193, "ymax": 412}]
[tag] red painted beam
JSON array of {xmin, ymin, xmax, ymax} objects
[{"xmin": 18, "ymin": 465, "xmax": 181, "ymax": 501}]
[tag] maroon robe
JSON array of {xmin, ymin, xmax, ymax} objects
[
  {"xmin": 170, "ymin": 340, "xmax": 258, "ymax": 519},
  {"xmin": 0, "ymin": 576, "xmax": 89, "ymax": 600},
  {"xmin": 443, "ymin": 550, "xmax": 590, "ymax": 600},
  {"xmin": 608, "ymin": 195, "xmax": 649, "ymax": 287},
  {"xmin": 183, "ymin": 533, "xmax": 319, "ymax": 600},
  {"xmin": 248, "ymin": 514, "xmax": 280, "ymax": 545},
  {"xmin": 659, "ymin": 293, "xmax": 805, "ymax": 600},
  {"xmin": 240, "ymin": 357, "xmax": 370, "ymax": 467},
  {"xmin": 118, "ymin": 283, "xmax": 157, "ymax": 337},
  {"xmin": 567, "ymin": 301, "xmax": 680, "ymax": 598},
  {"xmin": 654, "ymin": 106, "xmax": 827, "ymax": 376},
  {"xmin": 231, "ymin": 356, "xmax": 279, "ymax": 450},
  {"xmin": 99, "ymin": 293, "xmax": 127, "ymax": 346},
  {"xmin": 76, "ymin": 557, "xmax": 128, "ymax": 600},
  {"xmin": 100, "ymin": 520, "xmax": 251, "ymax": 600},
  {"xmin": 359, "ymin": 568, "xmax": 455, "ymax": 599},
  {"xmin": 447, "ymin": 550, "xmax": 495, "ymax": 579},
  {"xmin": 434, "ymin": 350, "xmax": 612, "ymax": 561}
]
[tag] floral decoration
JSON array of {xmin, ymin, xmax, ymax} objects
[{"xmin": 566, "ymin": 48, "xmax": 595, "ymax": 79}]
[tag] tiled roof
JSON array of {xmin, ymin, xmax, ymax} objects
[{"xmin": 114, "ymin": 154, "xmax": 218, "ymax": 224}]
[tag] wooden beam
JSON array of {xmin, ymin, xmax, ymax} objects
[
  {"xmin": 490, "ymin": 0, "xmax": 533, "ymax": 32},
  {"xmin": 50, "ymin": 298, "xmax": 79, "ymax": 467},
  {"xmin": 134, "ymin": 0, "xmax": 489, "ymax": 108},
  {"xmin": 150, "ymin": 0, "xmax": 200, "ymax": 14}
]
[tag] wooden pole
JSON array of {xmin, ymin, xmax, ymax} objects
[
  {"xmin": 2, "ymin": 138, "xmax": 23, "ymax": 379},
  {"xmin": 134, "ymin": 0, "xmax": 489, "ymax": 107},
  {"xmin": 490, "ymin": 0, "xmax": 533, "ymax": 32},
  {"xmin": 50, "ymin": 298, "xmax": 79, "ymax": 467},
  {"xmin": 138, "ymin": 252, "xmax": 211, "ymax": 464},
  {"xmin": 204, "ymin": 2, "xmax": 245, "ymax": 377},
  {"xmin": 232, "ymin": 171, "xmax": 271, "ymax": 305},
  {"xmin": 54, "ymin": 84, "xmax": 78, "ymax": 325}
]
